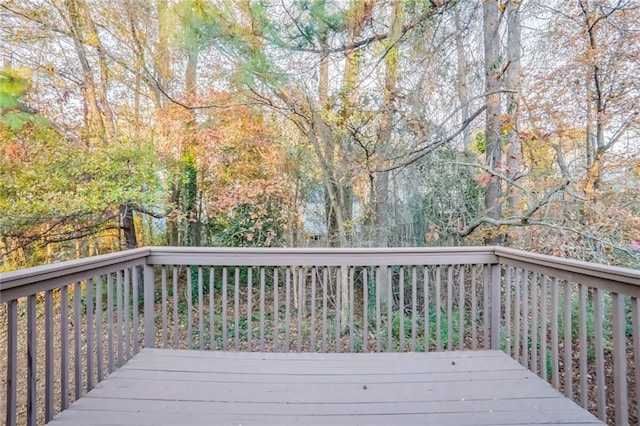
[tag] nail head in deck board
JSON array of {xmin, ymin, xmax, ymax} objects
[{"xmin": 49, "ymin": 349, "xmax": 603, "ymax": 426}]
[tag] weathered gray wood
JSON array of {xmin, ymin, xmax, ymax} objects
[
  {"xmin": 505, "ymin": 266, "xmax": 512, "ymax": 356},
  {"xmin": 86, "ymin": 277, "xmax": 94, "ymax": 390},
  {"xmin": 483, "ymin": 265, "xmax": 490, "ymax": 349},
  {"xmin": 612, "ymin": 292, "xmax": 628, "ymax": 425},
  {"xmin": 362, "ymin": 267, "xmax": 367, "ymax": 352},
  {"xmin": 115, "ymin": 272, "xmax": 123, "ymax": 366},
  {"xmin": 27, "ymin": 294, "xmax": 37, "ymax": 426},
  {"xmin": 551, "ymin": 277, "xmax": 559, "ymax": 391},
  {"xmin": 234, "ymin": 267, "xmax": 240, "ymax": 351},
  {"xmin": 259, "ymin": 267, "xmax": 266, "ymax": 351},
  {"xmin": 578, "ymin": 283, "xmax": 587, "ymax": 408},
  {"xmin": 458, "ymin": 266, "xmax": 465, "ymax": 350},
  {"xmin": 321, "ymin": 267, "xmax": 327, "ymax": 353},
  {"xmin": 348, "ymin": 267, "xmax": 354, "ymax": 353},
  {"xmin": 132, "ymin": 266, "xmax": 139, "ymax": 354},
  {"xmin": 423, "ymin": 266, "xmax": 429, "ymax": 352},
  {"xmin": 60, "ymin": 285, "xmax": 70, "ymax": 410},
  {"xmin": 221, "ymin": 267, "xmax": 227, "ymax": 350},
  {"xmin": 186, "ymin": 269, "xmax": 193, "ymax": 349},
  {"xmin": 49, "ymin": 349, "xmax": 603, "ymax": 426},
  {"xmin": 73, "ymin": 282, "xmax": 82, "ymax": 400},
  {"xmin": 336, "ymin": 267, "xmax": 342, "ymax": 352},
  {"xmin": 285, "ymin": 267, "xmax": 291, "ymax": 351},
  {"xmin": 490, "ymin": 263, "xmax": 501, "ymax": 350},
  {"xmin": 298, "ymin": 268, "xmax": 305, "ymax": 352},
  {"xmin": 6, "ymin": 299, "xmax": 17, "ymax": 426},
  {"xmin": 123, "ymin": 269, "xmax": 130, "ymax": 360},
  {"xmin": 144, "ymin": 264, "xmax": 156, "ymax": 350},
  {"xmin": 447, "ymin": 266, "xmax": 453, "ymax": 351},
  {"xmin": 273, "ymin": 268, "xmax": 280, "ymax": 352},
  {"xmin": 199, "ymin": 267, "xmax": 204, "ymax": 350},
  {"xmin": 593, "ymin": 287, "xmax": 606, "ymax": 422},
  {"xmin": 633, "ymin": 296, "xmax": 640, "ymax": 425},
  {"xmin": 310, "ymin": 268, "xmax": 317, "ymax": 351},
  {"xmin": 45, "ymin": 289, "xmax": 54, "ymax": 422},
  {"xmin": 386, "ymin": 267, "xmax": 392, "ymax": 352},
  {"xmin": 375, "ymin": 266, "xmax": 381, "ymax": 352},
  {"xmin": 540, "ymin": 275, "xmax": 548, "ymax": 382},
  {"xmin": 172, "ymin": 266, "xmax": 178, "ymax": 348},
  {"xmin": 411, "ymin": 266, "xmax": 417, "ymax": 352},
  {"xmin": 470, "ymin": 265, "xmax": 476, "ymax": 350},
  {"xmin": 399, "ymin": 267, "xmax": 405, "ymax": 352},
  {"xmin": 95, "ymin": 276, "xmax": 103, "ymax": 383},
  {"xmin": 563, "ymin": 280, "xmax": 572, "ymax": 399},
  {"xmin": 521, "ymin": 270, "xmax": 529, "ymax": 366},
  {"xmin": 530, "ymin": 272, "xmax": 538, "ymax": 372},
  {"xmin": 436, "ymin": 266, "xmax": 442, "ymax": 351},
  {"xmin": 247, "ymin": 267, "xmax": 253, "ymax": 351},
  {"xmin": 209, "ymin": 267, "xmax": 215, "ymax": 350},
  {"xmin": 161, "ymin": 267, "xmax": 167, "ymax": 348}
]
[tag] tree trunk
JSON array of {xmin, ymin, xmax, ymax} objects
[
  {"xmin": 505, "ymin": 1, "xmax": 522, "ymax": 212},
  {"xmin": 483, "ymin": 0, "xmax": 503, "ymax": 244},
  {"xmin": 454, "ymin": 6, "xmax": 471, "ymax": 152}
]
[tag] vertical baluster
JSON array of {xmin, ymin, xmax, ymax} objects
[
  {"xmin": 387, "ymin": 267, "xmax": 392, "ymax": 352},
  {"xmin": 6, "ymin": 299, "xmax": 17, "ymax": 426},
  {"xmin": 540, "ymin": 275, "xmax": 548, "ymax": 382},
  {"xmin": 61, "ymin": 285, "xmax": 69, "ymax": 410},
  {"xmin": 210, "ymin": 267, "xmax": 215, "ymax": 350},
  {"xmin": 311, "ymin": 267, "xmax": 317, "ymax": 351},
  {"xmin": 578, "ymin": 283, "xmax": 587, "ymax": 408},
  {"xmin": 375, "ymin": 266, "xmax": 381, "ymax": 353},
  {"xmin": 27, "ymin": 294, "xmax": 37, "ymax": 426},
  {"xmin": 363, "ymin": 267, "xmax": 368, "ymax": 353},
  {"xmin": 505, "ymin": 267, "xmax": 512, "ymax": 356},
  {"xmin": 117, "ymin": 272, "xmax": 124, "ymax": 367},
  {"xmin": 551, "ymin": 277, "xmax": 559, "ymax": 391},
  {"xmin": 285, "ymin": 268, "xmax": 292, "ymax": 352},
  {"xmin": 199, "ymin": 267, "xmax": 205, "ymax": 350},
  {"xmin": 45, "ymin": 290, "xmax": 54, "ymax": 422},
  {"xmin": 593, "ymin": 287, "xmax": 605, "ymax": 422},
  {"xmin": 298, "ymin": 268, "xmax": 305, "ymax": 352},
  {"xmin": 348, "ymin": 267, "xmax": 354, "ymax": 353},
  {"xmin": 483, "ymin": 265, "xmax": 490, "ymax": 349},
  {"xmin": 563, "ymin": 281, "xmax": 573, "ymax": 399},
  {"xmin": 161, "ymin": 267, "xmax": 168, "ymax": 348},
  {"xmin": 234, "ymin": 267, "xmax": 240, "ymax": 351},
  {"xmin": 447, "ymin": 266, "xmax": 453, "ymax": 351},
  {"xmin": 411, "ymin": 266, "xmax": 417, "ymax": 352},
  {"xmin": 96, "ymin": 276, "xmax": 103, "ymax": 382},
  {"xmin": 74, "ymin": 282, "xmax": 82, "ymax": 399},
  {"xmin": 471, "ymin": 265, "xmax": 477, "ymax": 350},
  {"xmin": 221, "ymin": 267, "xmax": 227, "ymax": 351},
  {"xmin": 273, "ymin": 268, "xmax": 280, "ymax": 352},
  {"xmin": 531, "ymin": 272, "xmax": 538, "ymax": 374},
  {"xmin": 632, "ymin": 297, "xmax": 640, "ymax": 425},
  {"xmin": 124, "ymin": 269, "xmax": 130, "ymax": 360},
  {"xmin": 336, "ymin": 267, "xmax": 342, "ymax": 352},
  {"xmin": 107, "ymin": 274, "xmax": 114, "ymax": 373},
  {"xmin": 132, "ymin": 267, "xmax": 139, "ymax": 354},
  {"xmin": 435, "ymin": 266, "xmax": 442, "ymax": 351},
  {"xmin": 173, "ymin": 266, "xmax": 179, "ymax": 348},
  {"xmin": 322, "ymin": 267, "xmax": 328, "ymax": 353},
  {"xmin": 247, "ymin": 267, "xmax": 253, "ymax": 351},
  {"xmin": 612, "ymin": 293, "xmax": 628, "ymax": 425},
  {"xmin": 522, "ymin": 270, "xmax": 529, "ymax": 368},
  {"xmin": 187, "ymin": 269, "xmax": 193, "ymax": 350},
  {"xmin": 514, "ymin": 269, "xmax": 521, "ymax": 363},
  {"xmin": 424, "ymin": 266, "xmax": 429, "ymax": 352},
  {"xmin": 399, "ymin": 267, "xmax": 405, "ymax": 352},
  {"xmin": 458, "ymin": 266, "xmax": 465, "ymax": 350},
  {"xmin": 86, "ymin": 277, "xmax": 95, "ymax": 389},
  {"xmin": 259, "ymin": 267, "xmax": 266, "ymax": 351}
]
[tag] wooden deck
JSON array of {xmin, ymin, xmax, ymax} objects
[{"xmin": 48, "ymin": 349, "xmax": 603, "ymax": 426}]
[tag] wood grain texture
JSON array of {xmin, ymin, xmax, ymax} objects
[{"xmin": 49, "ymin": 348, "xmax": 603, "ymax": 426}]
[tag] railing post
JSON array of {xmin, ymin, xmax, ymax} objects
[
  {"xmin": 144, "ymin": 263, "xmax": 155, "ymax": 348},
  {"xmin": 490, "ymin": 262, "xmax": 501, "ymax": 350}
]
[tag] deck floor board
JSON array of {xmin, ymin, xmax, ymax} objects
[{"xmin": 48, "ymin": 349, "xmax": 603, "ymax": 426}]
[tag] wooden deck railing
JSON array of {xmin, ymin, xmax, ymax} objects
[{"xmin": 1, "ymin": 247, "xmax": 639, "ymax": 425}]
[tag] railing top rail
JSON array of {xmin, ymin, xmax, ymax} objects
[
  {"xmin": 145, "ymin": 246, "xmax": 498, "ymax": 267},
  {"xmin": 0, "ymin": 248, "xmax": 150, "ymax": 301},
  {"xmin": 495, "ymin": 247, "xmax": 640, "ymax": 295}
]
